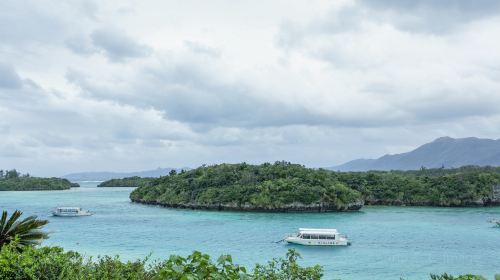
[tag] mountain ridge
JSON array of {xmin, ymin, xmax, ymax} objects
[
  {"xmin": 62, "ymin": 167, "xmax": 187, "ymax": 181},
  {"xmin": 332, "ymin": 137, "xmax": 500, "ymax": 171}
]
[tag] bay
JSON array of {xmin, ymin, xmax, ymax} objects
[{"xmin": 1, "ymin": 181, "xmax": 499, "ymax": 279}]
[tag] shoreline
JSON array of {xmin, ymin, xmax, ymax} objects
[
  {"xmin": 131, "ymin": 198, "xmax": 500, "ymax": 212},
  {"xmin": 130, "ymin": 198, "xmax": 363, "ymax": 212}
]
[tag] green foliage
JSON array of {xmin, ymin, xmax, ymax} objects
[
  {"xmin": 0, "ymin": 210, "xmax": 49, "ymax": 251},
  {"xmin": 0, "ymin": 243, "xmax": 323, "ymax": 280},
  {"xmin": 0, "ymin": 243, "xmax": 154, "ymax": 280},
  {"xmin": 0, "ymin": 174, "xmax": 78, "ymax": 191},
  {"xmin": 131, "ymin": 162, "xmax": 363, "ymax": 211},
  {"xmin": 0, "ymin": 169, "xmax": 20, "ymax": 179},
  {"xmin": 430, "ymin": 273, "xmax": 487, "ymax": 280},
  {"xmin": 337, "ymin": 166, "xmax": 500, "ymax": 206},
  {"xmin": 98, "ymin": 177, "xmax": 155, "ymax": 188},
  {"xmin": 252, "ymin": 249, "xmax": 322, "ymax": 280},
  {"xmin": 157, "ymin": 251, "xmax": 247, "ymax": 279}
]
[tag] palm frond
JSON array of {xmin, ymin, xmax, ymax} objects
[{"xmin": 0, "ymin": 210, "xmax": 49, "ymax": 250}]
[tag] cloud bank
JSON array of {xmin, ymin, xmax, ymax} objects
[{"xmin": 1, "ymin": 0, "xmax": 500, "ymax": 175}]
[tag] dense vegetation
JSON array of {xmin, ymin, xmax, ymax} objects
[
  {"xmin": 429, "ymin": 274, "xmax": 491, "ymax": 280},
  {"xmin": 0, "ymin": 169, "xmax": 79, "ymax": 191},
  {"xmin": 0, "ymin": 242, "xmax": 323, "ymax": 280},
  {"xmin": 337, "ymin": 165, "xmax": 500, "ymax": 206},
  {"xmin": 98, "ymin": 176, "xmax": 155, "ymax": 188},
  {"xmin": 130, "ymin": 162, "xmax": 363, "ymax": 212},
  {"xmin": 129, "ymin": 163, "xmax": 500, "ymax": 211}
]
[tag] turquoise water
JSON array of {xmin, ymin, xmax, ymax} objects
[{"xmin": 1, "ymin": 182, "xmax": 499, "ymax": 279}]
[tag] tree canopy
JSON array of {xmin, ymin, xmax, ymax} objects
[{"xmin": 130, "ymin": 161, "xmax": 364, "ymax": 212}]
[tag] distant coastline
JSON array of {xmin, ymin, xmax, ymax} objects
[
  {"xmin": 0, "ymin": 169, "xmax": 79, "ymax": 191},
  {"xmin": 97, "ymin": 176, "xmax": 154, "ymax": 188},
  {"xmin": 62, "ymin": 168, "xmax": 185, "ymax": 181}
]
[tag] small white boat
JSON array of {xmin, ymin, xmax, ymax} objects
[
  {"xmin": 52, "ymin": 207, "xmax": 92, "ymax": 217},
  {"xmin": 284, "ymin": 228, "xmax": 350, "ymax": 246}
]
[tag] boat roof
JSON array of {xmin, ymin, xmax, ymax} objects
[
  {"xmin": 56, "ymin": 207, "xmax": 82, "ymax": 210},
  {"xmin": 298, "ymin": 228, "xmax": 338, "ymax": 234}
]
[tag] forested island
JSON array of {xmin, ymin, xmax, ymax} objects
[
  {"xmin": 97, "ymin": 176, "xmax": 154, "ymax": 188},
  {"xmin": 131, "ymin": 162, "xmax": 364, "ymax": 212},
  {"xmin": 125, "ymin": 162, "xmax": 500, "ymax": 211},
  {"xmin": 0, "ymin": 169, "xmax": 79, "ymax": 191}
]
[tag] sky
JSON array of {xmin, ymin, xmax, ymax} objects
[{"xmin": 1, "ymin": 0, "xmax": 500, "ymax": 176}]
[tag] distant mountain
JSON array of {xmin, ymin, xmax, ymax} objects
[
  {"xmin": 62, "ymin": 167, "xmax": 187, "ymax": 181},
  {"xmin": 332, "ymin": 137, "xmax": 500, "ymax": 171}
]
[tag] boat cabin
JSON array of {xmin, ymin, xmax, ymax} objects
[
  {"xmin": 52, "ymin": 206, "xmax": 92, "ymax": 217},
  {"xmin": 285, "ymin": 228, "xmax": 350, "ymax": 246}
]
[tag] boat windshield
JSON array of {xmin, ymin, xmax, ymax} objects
[
  {"xmin": 57, "ymin": 208, "xmax": 80, "ymax": 213},
  {"xmin": 299, "ymin": 233, "xmax": 336, "ymax": 240}
]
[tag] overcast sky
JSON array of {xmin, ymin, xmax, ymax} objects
[{"xmin": 1, "ymin": 0, "xmax": 500, "ymax": 176}]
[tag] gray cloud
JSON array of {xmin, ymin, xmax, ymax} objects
[
  {"xmin": 359, "ymin": 0, "xmax": 500, "ymax": 33},
  {"xmin": 0, "ymin": 63, "xmax": 22, "ymax": 89},
  {"xmin": 277, "ymin": 0, "xmax": 500, "ymax": 47},
  {"xmin": 68, "ymin": 64, "xmax": 315, "ymax": 127},
  {"xmin": 67, "ymin": 62, "xmax": 413, "ymax": 129},
  {"xmin": 90, "ymin": 28, "xmax": 151, "ymax": 62},
  {"xmin": 0, "ymin": 0, "xmax": 97, "ymax": 48},
  {"xmin": 65, "ymin": 34, "xmax": 97, "ymax": 55},
  {"xmin": 68, "ymin": 56, "xmax": 500, "ymax": 131}
]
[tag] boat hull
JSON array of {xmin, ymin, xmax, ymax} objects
[
  {"xmin": 52, "ymin": 212, "xmax": 92, "ymax": 217},
  {"xmin": 285, "ymin": 237, "xmax": 350, "ymax": 246}
]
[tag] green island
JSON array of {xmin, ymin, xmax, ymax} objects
[
  {"xmin": 130, "ymin": 162, "xmax": 363, "ymax": 212},
  {"xmin": 0, "ymin": 169, "xmax": 79, "ymax": 191},
  {"xmin": 124, "ymin": 162, "xmax": 500, "ymax": 211},
  {"xmin": 97, "ymin": 176, "xmax": 155, "ymax": 188},
  {"xmin": 0, "ymin": 209, "xmax": 495, "ymax": 280}
]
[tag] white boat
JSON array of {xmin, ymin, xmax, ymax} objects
[
  {"xmin": 52, "ymin": 207, "xmax": 92, "ymax": 217},
  {"xmin": 284, "ymin": 228, "xmax": 350, "ymax": 246}
]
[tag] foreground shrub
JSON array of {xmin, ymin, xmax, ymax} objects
[
  {"xmin": 0, "ymin": 242, "xmax": 322, "ymax": 280},
  {"xmin": 252, "ymin": 249, "xmax": 322, "ymax": 280},
  {"xmin": 430, "ymin": 273, "xmax": 487, "ymax": 280}
]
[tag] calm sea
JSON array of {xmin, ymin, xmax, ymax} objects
[{"xmin": 1, "ymin": 182, "xmax": 499, "ymax": 279}]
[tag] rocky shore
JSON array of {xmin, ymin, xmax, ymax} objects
[{"xmin": 130, "ymin": 199, "xmax": 364, "ymax": 212}]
